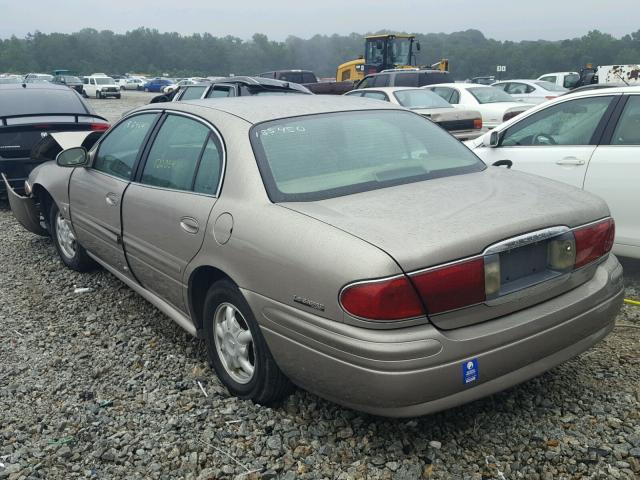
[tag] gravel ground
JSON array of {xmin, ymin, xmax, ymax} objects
[
  {"xmin": 1, "ymin": 93, "xmax": 639, "ymax": 479},
  {"xmin": 85, "ymin": 90, "xmax": 157, "ymax": 123}
]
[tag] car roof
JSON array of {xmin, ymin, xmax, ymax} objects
[
  {"xmin": 559, "ymin": 85, "xmax": 640, "ymax": 97},
  {"xmin": 425, "ymin": 83, "xmax": 486, "ymax": 89},
  {"xmin": 538, "ymin": 72, "xmax": 578, "ymax": 76},
  {"xmin": 140, "ymin": 95, "xmax": 401, "ymax": 124},
  {"xmin": 493, "ymin": 79, "xmax": 538, "ymax": 84},
  {"xmin": 349, "ymin": 86, "xmax": 426, "ymax": 94}
]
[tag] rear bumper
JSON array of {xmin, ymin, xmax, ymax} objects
[
  {"xmin": 1, "ymin": 173, "xmax": 47, "ymax": 235},
  {"xmin": 246, "ymin": 255, "xmax": 623, "ymax": 417},
  {"xmin": 452, "ymin": 130, "xmax": 483, "ymax": 141},
  {"xmin": 0, "ymin": 158, "xmax": 41, "ymax": 194}
]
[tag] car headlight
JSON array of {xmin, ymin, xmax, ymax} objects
[{"xmin": 24, "ymin": 180, "xmax": 32, "ymax": 195}]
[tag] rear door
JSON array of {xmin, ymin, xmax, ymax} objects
[
  {"xmin": 121, "ymin": 112, "xmax": 224, "ymax": 312},
  {"xmin": 478, "ymin": 95, "xmax": 618, "ymax": 188},
  {"xmin": 69, "ymin": 112, "xmax": 159, "ymax": 277},
  {"xmin": 585, "ymin": 94, "xmax": 640, "ymax": 252}
]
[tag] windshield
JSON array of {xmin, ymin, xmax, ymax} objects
[
  {"xmin": 393, "ymin": 89, "xmax": 451, "ymax": 109},
  {"xmin": 534, "ymin": 81, "xmax": 567, "ymax": 92},
  {"xmin": 251, "ymin": 110, "xmax": 485, "ymax": 202},
  {"xmin": 95, "ymin": 77, "xmax": 115, "ymax": 85},
  {"xmin": 468, "ymin": 87, "xmax": 514, "ymax": 104},
  {"xmin": 389, "ymin": 37, "xmax": 412, "ymax": 65}
]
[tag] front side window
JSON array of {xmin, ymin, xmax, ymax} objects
[
  {"xmin": 467, "ymin": 87, "xmax": 515, "ymax": 104},
  {"xmin": 180, "ymin": 86, "xmax": 207, "ymax": 100},
  {"xmin": 501, "ymin": 96, "xmax": 614, "ymax": 146},
  {"xmin": 141, "ymin": 115, "xmax": 211, "ymax": 191},
  {"xmin": 540, "ymin": 76, "xmax": 557, "ymax": 84},
  {"xmin": 357, "ymin": 76, "xmax": 374, "ymax": 89},
  {"xmin": 207, "ymin": 87, "xmax": 232, "ymax": 98},
  {"xmin": 429, "ymin": 87, "xmax": 458, "ymax": 104},
  {"xmin": 372, "ymin": 75, "xmax": 390, "ymax": 87},
  {"xmin": 492, "ymin": 83, "xmax": 508, "ymax": 91},
  {"xmin": 563, "ymin": 74, "xmax": 580, "ymax": 89},
  {"xmin": 95, "ymin": 77, "xmax": 115, "ymax": 85},
  {"xmin": 93, "ymin": 113, "xmax": 158, "ymax": 180},
  {"xmin": 505, "ymin": 83, "xmax": 530, "ymax": 95},
  {"xmin": 611, "ymin": 96, "xmax": 640, "ymax": 145},
  {"xmin": 251, "ymin": 110, "xmax": 485, "ymax": 202}
]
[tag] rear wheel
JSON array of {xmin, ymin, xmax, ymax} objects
[
  {"xmin": 49, "ymin": 203, "xmax": 95, "ymax": 272},
  {"xmin": 203, "ymin": 280, "xmax": 293, "ymax": 405},
  {"xmin": 115, "ymin": 94, "xmax": 121, "ymax": 99}
]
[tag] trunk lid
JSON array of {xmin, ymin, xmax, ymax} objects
[{"xmin": 283, "ymin": 168, "xmax": 610, "ymax": 328}]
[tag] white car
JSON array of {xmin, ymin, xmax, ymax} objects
[
  {"xmin": 162, "ymin": 78, "xmax": 207, "ymax": 94},
  {"xmin": 345, "ymin": 87, "xmax": 484, "ymax": 140},
  {"xmin": 82, "ymin": 75, "xmax": 121, "ymax": 99},
  {"xmin": 120, "ymin": 78, "xmax": 145, "ymax": 90},
  {"xmin": 424, "ymin": 83, "xmax": 534, "ymax": 129},
  {"xmin": 537, "ymin": 72, "xmax": 581, "ymax": 89},
  {"xmin": 491, "ymin": 79, "xmax": 568, "ymax": 104},
  {"xmin": 468, "ymin": 86, "xmax": 640, "ymax": 258}
]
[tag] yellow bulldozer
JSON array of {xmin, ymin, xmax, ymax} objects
[{"xmin": 336, "ymin": 34, "xmax": 448, "ymax": 82}]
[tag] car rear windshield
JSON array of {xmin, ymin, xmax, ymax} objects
[
  {"xmin": 251, "ymin": 110, "xmax": 485, "ymax": 202},
  {"xmin": 467, "ymin": 87, "xmax": 515, "ymax": 104},
  {"xmin": 534, "ymin": 81, "xmax": 567, "ymax": 92},
  {"xmin": 0, "ymin": 88, "xmax": 89, "ymax": 117},
  {"xmin": 95, "ymin": 77, "xmax": 115, "ymax": 85},
  {"xmin": 393, "ymin": 89, "xmax": 452, "ymax": 109}
]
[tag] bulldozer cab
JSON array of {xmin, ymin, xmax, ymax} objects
[{"xmin": 364, "ymin": 34, "xmax": 416, "ymax": 74}]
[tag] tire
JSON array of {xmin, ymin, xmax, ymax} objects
[
  {"xmin": 115, "ymin": 94, "xmax": 121, "ymax": 99},
  {"xmin": 203, "ymin": 279, "xmax": 293, "ymax": 405},
  {"xmin": 49, "ymin": 202, "xmax": 95, "ymax": 272},
  {"xmin": 96, "ymin": 90, "xmax": 101, "ymax": 99}
]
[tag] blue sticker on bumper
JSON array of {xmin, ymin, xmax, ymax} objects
[{"xmin": 463, "ymin": 359, "xmax": 479, "ymax": 385}]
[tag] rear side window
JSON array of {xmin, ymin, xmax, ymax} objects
[
  {"xmin": 193, "ymin": 137, "xmax": 223, "ymax": 194},
  {"xmin": 362, "ymin": 91, "xmax": 389, "ymax": 101},
  {"xmin": 141, "ymin": 115, "xmax": 210, "ymax": 191},
  {"xmin": 302, "ymin": 72, "xmax": 317, "ymax": 83},
  {"xmin": 393, "ymin": 73, "xmax": 418, "ymax": 87},
  {"xmin": 539, "ymin": 76, "xmax": 556, "ymax": 84},
  {"xmin": 94, "ymin": 113, "xmax": 158, "ymax": 180},
  {"xmin": 611, "ymin": 96, "xmax": 640, "ymax": 145}
]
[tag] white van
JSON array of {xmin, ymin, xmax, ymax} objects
[{"xmin": 82, "ymin": 75, "xmax": 121, "ymax": 99}]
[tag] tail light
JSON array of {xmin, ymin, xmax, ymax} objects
[
  {"xmin": 90, "ymin": 122, "xmax": 110, "ymax": 131},
  {"xmin": 340, "ymin": 276, "xmax": 424, "ymax": 321},
  {"xmin": 410, "ymin": 258, "xmax": 485, "ymax": 315},
  {"xmin": 340, "ymin": 218, "xmax": 614, "ymax": 322},
  {"xmin": 473, "ymin": 118, "xmax": 483, "ymax": 129},
  {"xmin": 545, "ymin": 96, "xmax": 557, "ymax": 100},
  {"xmin": 574, "ymin": 218, "xmax": 615, "ymax": 268}
]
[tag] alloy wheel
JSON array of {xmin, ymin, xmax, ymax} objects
[
  {"xmin": 213, "ymin": 303, "xmax": 256, "ymax": 384},
  {"xmin": 55, "ymin": 212, "xmax": 77, "ymax": 259}
]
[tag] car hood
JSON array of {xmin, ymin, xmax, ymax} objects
[{"xmin": 281, "ymin": 168, "xmax": 609, "ymax": 271}]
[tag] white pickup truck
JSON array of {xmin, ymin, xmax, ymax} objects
[{"xmin": 82, "ymin": 75, "xmax": 121, "ymax": 99}]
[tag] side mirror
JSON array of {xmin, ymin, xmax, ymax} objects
[
  {"xmin": 56, "ymin": 147, "xmax": 88, "ymax": 167},
  {"xmin": 484, "ymin": 130, "xmax": 501, "ymax": 148}
]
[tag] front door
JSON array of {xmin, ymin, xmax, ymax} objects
[
  {"xmin": 479, "ymin": 95, "xmax": 617, "ymax": 189},
  {"xmin": 69, "ymin": 112, "xmax": 159, "ymax": 277},
  {"xmin": 121, "ymin": 113, "xmax": 224, "ymax": 312}
]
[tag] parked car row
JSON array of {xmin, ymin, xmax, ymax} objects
[{"xmin": 0, "ymin": 69, "xmax": 636, "ymax": 419}]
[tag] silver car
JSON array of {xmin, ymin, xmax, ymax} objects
[{"xmin": 3, "ymin": 96, "xmax": 623, "ymax": 417}]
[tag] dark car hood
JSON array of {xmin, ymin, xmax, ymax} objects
[{"xmin": 282, "ymin": 168, "xmax": 610, "ymax": 271}]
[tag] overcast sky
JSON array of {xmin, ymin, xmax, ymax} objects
[{"xmin": 1, "ymin": 0, "xmax": 638, "ymax": 41}]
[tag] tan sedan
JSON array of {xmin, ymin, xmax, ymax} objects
[{"xmin": 3, "ymin": 96, "xmax": 623, "ymax": 416}]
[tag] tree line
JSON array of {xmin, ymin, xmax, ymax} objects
[{"xmin": 1, "ymin": 27, "xmax": 639, "ymax": 80}]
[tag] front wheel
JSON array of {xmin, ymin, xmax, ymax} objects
[
  {"xmin": 203, "ymin": 280, "xmax": 293, "ymax": 405},
  {"xmin": 115, "ymin": 94, "xmax": 121, "ymax": 99},
  {"xmin": 49, "ymin": 203, "xmax": 96, "ymax": 272},
  {"xmin": 95, "ymin": 90, "xmax": 102, "ymax": 99}
]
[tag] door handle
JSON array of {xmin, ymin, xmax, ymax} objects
[
  {"xmin": 180, "ymin": 217, "xmax": 199, "ymax": 234},
  {"xmin": 555, "ymin": 157, "xmax": 585, "ymax": 166},
  {"xmin": 105, "ymin": 192, "xmax": 119, "ymax": 206}
]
